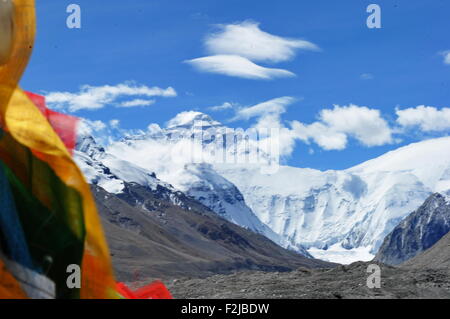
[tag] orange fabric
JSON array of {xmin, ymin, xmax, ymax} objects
[{"xmin": 0, "ymin": 259, "xmax": 27, "ymax": 299}]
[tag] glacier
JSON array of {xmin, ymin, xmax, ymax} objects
[{"xmin": 216, "ymin": 137, "xmax": 450, "ymax": 262}]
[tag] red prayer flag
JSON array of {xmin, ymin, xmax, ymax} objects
[
  {"xmin": 116, "ymin": 281, "xmax": 173, "ymax": 299},
  {"xmin": 24, "ymin": 91, "xmax": 78, "ymax": 154}
]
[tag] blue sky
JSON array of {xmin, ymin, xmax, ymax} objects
[{"xmin": 21, "ymin": 0, "xmax": 450, "ymax": 170}]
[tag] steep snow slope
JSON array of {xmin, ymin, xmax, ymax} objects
[
  {"xmin": 75, "ymin": 135, "xmax": 196, "ymax": 209},
  {"xmin": 104, "ymin": 111, "xmax": 450, "ymax": 263},
  {"xmin": 76, "ymin": 135, "xmax": 172, "ymax": 194}
]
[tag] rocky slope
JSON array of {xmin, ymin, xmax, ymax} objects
[
  {"xmin": 93, "ymin": 183, "xmax": 332, "ymax": 282},
  {"xmin": 375, "ymin": 192, "xmax": 450, "ymax": 265},
  {"xmin": 403, "ymin": 231, "xmax": 450, "ymax": 269}
]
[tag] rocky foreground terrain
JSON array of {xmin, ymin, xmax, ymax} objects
[
  {"xmin": 167, "ymin": 262, "xmax": 450, "ymax": 299},
  {"xmin": 164, "ymin": 189, "xmax": 450, "ymax": 299}
]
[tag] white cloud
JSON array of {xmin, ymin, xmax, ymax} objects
[
  {"xmin": 227, "ymin": 97, "xmax": 298, "ymax": 157},
  {"xmin": 205, "ymin": 21, "xmax": 319, "ymax": 63},
  {"xmin": 396, "ymin": 105, "xmax": 450, "ymax": 132},
  {"xmin": 232, "ymin": 99, "xmax": 450, "ymax": 153},
  {"xmin": 118, "ymin": 99, "xmax": 155, "ymax": 108},
  {"xmin": 109, "ymin": 119, "xmax": 120, "ymax": 129},
  {"xmin": 78, "ymin": 117, "xmax": 130, "ymax": 147},
  {"xmin": 319, "ymin": 105, "xmax": 393, "ymax": 147},
  {"xmin": 185, "ymin": 55, "xmax": 295, "ymax": 80},
  {"xmin": 45, "ymin": 82, "xmax": 176, "ymax": 112},
  {"xmin": 208, "ymin": 102, "xmax": 236, "ymax": 112},
  {"xmin": 231, "ymin": 99, "xmax": 393, "ymax": 152},
  {"xmin": 289, "ymin": 105, "xmax": 393, "ymax": 150},
  {"xmin": 291, "ymin": 121, "xmax": 348, "ymax": 151},
  {"xmin": 444, "ymin": 52, "xmax": 450, "ymax": 65},
  {"xmin": 187, "ymin": 21, "xmax": 319, "ymax": 80},
  {"xmin": 77, "ymin": 118, "xmax": 107, "ymax": 137}
]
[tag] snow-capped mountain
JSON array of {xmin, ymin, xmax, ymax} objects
[
  {"xmin": 75, "ymin": 129, "xmax": 305, "ymax": 256},
  {"xmin": 101, "ymin": 111, "xmax": 450, "ymax": 264},
  {"xmin": 218, "ymin": 137, "xmax": 450, "ymax": 263}
]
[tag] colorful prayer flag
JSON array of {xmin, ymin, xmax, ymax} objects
[{"xmin": 0, "ymin": 0, "xmax": 118, "ymax": 299}]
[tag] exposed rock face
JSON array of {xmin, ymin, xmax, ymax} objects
[
  {"xmin": 403, "ymin": 228, "xmax": 450, "ymax": 269},
  {"xmin": 375, "ymin": 193, "xmax": 450, "ymax": 265}
]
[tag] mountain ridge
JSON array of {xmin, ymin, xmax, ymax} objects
[
  {"xmin": 75, "ymin": 132, "xmax": 312, "ymax": 256},
  {"xmin": 84, "ymin": 112, "xmax": 450, "ymax": 263}
]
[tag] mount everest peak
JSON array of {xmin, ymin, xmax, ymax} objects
[
  {"xmin": 75, "ymin": 128, "xmax": 306, "ymax": 256},
  {"xmin": 166, "ymin": 111, "xmax": 223, "ymax": 129}
]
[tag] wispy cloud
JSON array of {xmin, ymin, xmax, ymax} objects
[
  {"xmin": 109, "ymin": 119, "xmax": 120, "ymax": 129},
  {"xmin": 208, "ymin": 102, "xmax": 236, "ymax": 112},
  {"xmin": 77, "ymin": 118, "xmax": 107, "ymax": 135},
  {"xmin": 118, "ymin": 99, "xmax": 155, "ymax": 108},
  {"xmin": 186, "ymin": 21, "xmax": 319, "ymax": 80},
  {"xmin": 45, "ymin": 82, "xmax": 176, "ymax": 112},
  {"xmin": 442, "ymin": 51, "xmax": 450, "ymax": 65},
  {"xmin": 233, "ymin": 96, "xmax": 295, "ymax": 121},
  {"xmin": 186, "ymin": 55, "xmax": 295, "ymax": 80}
]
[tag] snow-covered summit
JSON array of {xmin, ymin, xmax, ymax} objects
[
  {"xmin": 349, "ymin": 136, "xmax": 450, "ymax": 193},
  {"xmin": 75, "ymin": 129, "xmax": 307, "ymax": 255},
  {"xmin": 166, "ymin": 111, "xmax": 223, "ymax": 129}
]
